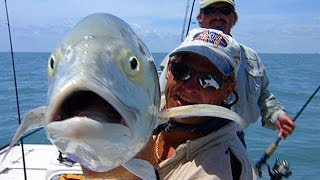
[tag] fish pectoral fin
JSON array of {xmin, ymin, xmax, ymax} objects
[
  {"xmin": 123, "ymin": 158, "xmax": 157, "ymax": 179},
  {"xmin": 0, "ymin": 106, "xmax": 46, "ymax": 165},
  {"xmin": 157, "ymin": 104, "xmax": 245, "ymax": 128},
  {"xmin": 13, "ymin": 106, "xmax": 47, "ymax": 141}
]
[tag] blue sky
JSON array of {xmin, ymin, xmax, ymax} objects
[{"xmin": 0, "ymin": 0, "xmax": 319, "ymax": 53}]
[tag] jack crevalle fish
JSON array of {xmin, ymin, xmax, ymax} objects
[
  {"xmin": 1, "ymin": 13, "xmax": 246, "ymax": 178},
  {"xmin": 0, "ymin": 13, "xmax": 161, "ymax": 174},
  {"xmin": 45, "ymin": 13, "xmax": 160, "ymax": 173}
]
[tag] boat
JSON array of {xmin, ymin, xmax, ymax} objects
[
  {"xmin": 2, "ymin": 1, "xmax": 319, "ymax": 179},
  {"xmin": 0, "ymin": 144, "xmax": 82, "ymax": 179}
]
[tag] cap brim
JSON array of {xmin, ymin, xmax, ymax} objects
[
  {"xmin": 169, "ymin": 45, "xmax": 233, "ymax": 76},
  {"xmin": 200, "ymin": 0, "xmax": 235, "ymax": 9}
]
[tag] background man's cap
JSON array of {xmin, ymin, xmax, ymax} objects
[
  {"xmin": 169, "ymin": 28, "xmax": 240, "ymax": 77},
  {"xmin": 199, "ymin": 0, "xmax": 235, "ymax": 9}
]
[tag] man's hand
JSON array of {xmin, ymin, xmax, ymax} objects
[{"xmin": 275, "ymin": 114, "xmax": 295, "ymax": 139}]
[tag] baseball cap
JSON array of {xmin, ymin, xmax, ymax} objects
[
  {"xmin": 169, "ymin": 28, "xmax": 240, "ymax": 77},
  {"xmin": 200, "ymin": 0, "xmax": 235, "ymax": 9}
]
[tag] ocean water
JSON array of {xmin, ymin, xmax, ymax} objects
[{"xmin": 0, "ymin": 52, "xmax": 319, "ymax": 179}]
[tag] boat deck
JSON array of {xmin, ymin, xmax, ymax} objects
[{"xmin": 0, "ymin": 144, "xmax": 82, "ymax": 180}]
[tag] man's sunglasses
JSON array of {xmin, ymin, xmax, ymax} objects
[
  {"xmin": 170, "ymin": 62, "xmax": 226, "ymax": 90},
  {"xmin": 201, "ymin": 6, "xmax": 233, "ymax": 16}
]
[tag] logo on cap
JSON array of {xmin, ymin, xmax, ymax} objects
[{"xmin": 192, "ymin": 30, "xmax": 227, "ymax": 47}]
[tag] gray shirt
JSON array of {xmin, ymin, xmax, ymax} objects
[{"xmin": 157, "ymin": 122, "xmax": 257, "ymax": 179}]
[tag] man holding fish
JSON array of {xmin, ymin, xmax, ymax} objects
[
  {"xmin": 2, "ymin": 13, "xmax": 255, "ymax": 179},
  {"xmin": 152, "ymin": 28, "xmax": 256, "ymax": 179},
  {"xmin": 82, "ymin": 28, "xmax": 257, "ymax": 179}
]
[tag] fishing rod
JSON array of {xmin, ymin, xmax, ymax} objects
[
  {"xmin": 180, "ymin": 0, "xmax": 196, "ymax": 42},
  {"xmin": 180, "ymin": 0, "xmax": 191, "ymax": 42},
  {"xmin": 4, "ymin": 0, "xmax": 28, "ymax": 179},
  {"xmin": 185, "ymin": 0, "xmax": 196, "ymax": 38},
  {"xmin": 255, "ymin": 84, "xmax": 320, "ymax": 177}
]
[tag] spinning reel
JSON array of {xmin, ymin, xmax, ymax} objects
[{"xmin": 267, "ymin": 159, "xmax": 292, "ymax": 180}]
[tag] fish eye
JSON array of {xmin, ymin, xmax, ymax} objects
[
  {"xmin": 48, "ymin": 55, "xmax": 56, "ymax": 78},
  {"xmin": 124, "ymin": 56, "xmax": 141, "ymax": 79},
  {"xmin": 49, "ymin": 57, "xmax": 55, "ymax": 70},
  {"xmin": 130, "ymin": 56, "xmax": 138, "ymax": 70}
]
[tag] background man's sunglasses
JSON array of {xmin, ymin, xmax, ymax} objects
[
  {"xmin": 201, "ymin": 7, "xmax": 233, "ymax": 16},
  {"xmin": 170, "ymin": 62, "xmax": 225, "ymax": 90}
]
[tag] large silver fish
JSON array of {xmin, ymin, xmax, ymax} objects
[{"xmin": 1, "ymin": 13, "xmax": 245, "ymax": 178}]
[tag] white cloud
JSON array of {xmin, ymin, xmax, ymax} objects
[
  {"xmin": 130, "ymin": 22, "xmax": 181, "ymax": 52},
  {"xmin": 1, "ymin": 0, "xmax": 320, "ymax": 53}
]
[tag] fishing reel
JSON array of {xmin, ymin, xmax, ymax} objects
[
  {"xmin": 267, "ymin": 158, "xmax": 292, "ymax": 180},
  {"xmin": 57, "ymin": 151, "xmax": 77, "ymax": 167}
]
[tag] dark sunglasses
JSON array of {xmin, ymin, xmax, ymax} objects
[
  {"xmin": 201, "ymin": 6, "xmax": 233, "ymax": 16},
  {"xmin": 170, "ymin": 62, "xmax": 225, "ymax": 90}
]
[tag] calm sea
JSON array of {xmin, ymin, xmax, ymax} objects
[{"xmin": 0, "ymin": 52, "xmax": 319, "ymax": 179}]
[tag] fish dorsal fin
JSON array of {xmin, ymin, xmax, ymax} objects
[
  {"xmin": 0, "ymin": 106, "xmax": 46, "ymax": 165},
  {"xmin": 123, "ymin": 158, "xmax": 157, "ymax": 179},
  {"xmin": 157, "ymin": 104, "xmax": 245, "ymax": 128}
]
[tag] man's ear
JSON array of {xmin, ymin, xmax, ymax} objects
[
  {"xmin": 226, "ymin": 81, "xmax": 237, "ymax": 95},
  {"xmin": 222, "ymin": 81, "xmax": 237, "ymax": 102},
  {"xmin": 230, "ymin": 81, "xmax": 237, "ymax": 90},
  {"xmin": 165, "ymin": 61, "xmax": 171, "ymax": 80}
]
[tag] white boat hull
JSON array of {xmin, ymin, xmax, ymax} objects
[{"xmin": 0, "ymin": 144, "xmax": 82, "ymax": 180}]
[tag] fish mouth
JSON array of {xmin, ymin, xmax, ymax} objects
[{"xmin": 51, "ymin": 90, "xmax": 127, "ymax": 126}]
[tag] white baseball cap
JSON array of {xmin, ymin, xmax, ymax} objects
[
  {"xmin": 199, "ymin": 0, "xmax": 235, "ymax": 9},
  {"xmin": 169, "ymin": 28, "xmax": 240, "ymax": 77}
]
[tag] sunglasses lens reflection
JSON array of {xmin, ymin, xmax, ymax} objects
[
  {"xmin": 171, "ymin": 62, "xmax": 192, "ymax": 81},
  {"xmin": 171, "ymin": 62, "xmax": 224, "ymax": 90}
]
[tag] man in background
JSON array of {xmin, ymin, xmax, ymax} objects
[{"xmin": 160, "ymin": 0, "xmax": 295, "ymax": 147}]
